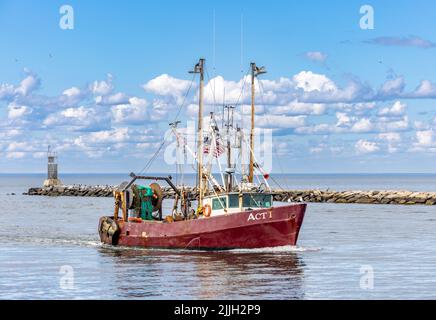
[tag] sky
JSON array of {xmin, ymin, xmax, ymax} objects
[{"xmin": 0, "ymin": 0, "xmax": 436, "ymax": 174}]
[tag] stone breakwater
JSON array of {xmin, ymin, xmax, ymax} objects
[
  {"xmin": 26, "ymin": 185, "xmax": 115, "ymax": 197},
  {"xmin": 25, "ymin": 185, "xmax": 181, "ymax": 198},
  {"xmin": 272, "ymin": 189, "xmax": 436, "ymax": 205},
  {"xmin": 24, "ymin": 185, "xmax": 436, "ymax": 205}
]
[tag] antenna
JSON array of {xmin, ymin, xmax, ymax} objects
[
  {"xmin": 240, "ymin": 13, "xmax": 244, "ymax": 74},
  {"xmin": 213, "ymin": 9, "xmax": 216, "ymax": 73}
]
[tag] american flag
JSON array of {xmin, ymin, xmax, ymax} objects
[{"xmin": 203, "ymin": 138, "xmax": 225, "ymax": 158}]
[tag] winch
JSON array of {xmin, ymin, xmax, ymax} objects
[{"xmin": 132, "ymin": 185, "xmax": 154, "ymax": 220}]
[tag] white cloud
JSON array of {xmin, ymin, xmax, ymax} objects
[
  {"xmin": 296, "ymin": 110, "xmax": 409, "ymax": 136},
  {"xmin": 378, "ymin": 101, "xmax": 406, "ymax": 117},
  {"xmin": 378, "ymin": 132, "xmax": 401, "ymax": 142},
  {"xmin": 293, "ymin": 71, "xmax": 337, "ymax": 93},
  {"xmin": 0, "ymin": 128, "xmax": 22, "ymax": 139},
  {"xmin": 78, "ymin": 127, "xmax": 130, "ymax": 144},
  {"xmin": 351, "ymin": 118, "xmax": 374, "ymax": 132},
  {"xmin": 380, "ymin": 77, "xmax": 405, "ymax": 96},
  {"xmin": 0, "ymin": 83, "xmax": 15, "ymax": 100},
  {"xmin": 295, "ymin": 123, "xmax": 343, "ymax": 135},
  {"xmin": 143, "ymin": 74, "xmax": 194, "ymax": 104},
  {"xmin": 309, "ymin": 146, "xmax": 324, "ymax": 153},
  {"xmin": 5, "ymin": 68, "xmax": 436, "ymax": 165},
  {"xmin": 7, "ymin": 103, "xmax": 32, "ymax": 119},
  {"xmin": 355, "ymin": 139, "xmax": 379, "ymax": 154},
  {"xmin": 14, "ymin": 71, "xmax": 40, "ymax": 96},
  {"xmin": 335, "ymin": 112, "xmax": 352, "ymax": 127},
  {"xmin": 377, "ymin": 116, "xmax": 409, "ymax": 132},
  {"xmin": 270, "ymin": 101, "xmax": 326, "ymax": 116},
  {"xmin": 6, "ymin": 151, "xmax": 26, "ymax": 159},
  {"xmin": 32, "ymin": 152, "xmax": 46, "ymax": 159},
  {"xmin": 414, "ymin": 120, "xmax": 430, "ymax": 130},
  {"xmin": 413, "ymin": 80, "xmax": 436, "ymax": 97},
  {"xmin": 112, "ymin": 97, "xmax": 149, "ymax": 124},
  {"xmin": 90, "ymin": 74, "xmax": 114, "ymax": 95},
  {"xmin": 62, "ymin": 87, "xmax": 81, "ymax": 97},
  {"xmin": 68, "ymin": 127, "xmax": 161, "ymax": 158},
  {"xmin": 305, "ymin": 51, "xmax": 327, "ymax": 63},
  {"xmin": 7, "ymin": 141, "xmax": 32, "ymax": 152},
  {"xmin": 335, "ymin": 102, "xmax": 376, "ymax": 115},
  {"xmin": 4, "ymin": 141, "xmax": 39, "ymax": 159},
  {"xmin": 62, "ymin": 107, "xmax": 91, "ymax": 119},
  {"xmin": 251, "ymin": 114, "xmax": 306, "ymax": 129},
  {"xmin": 129, "ymin": 97, "xmax": 147, "ymax": 107},
  {"xmin": 95, "ymin": 92, "xmax": 130, "ymax": 105},
  {"xmin": 378, "ymin": 133, "xmax": 401, "ymax": 153},
  {"xmin": 414, "ymin": 130, "xmax": 434, "ymax": 147},
  {"xmin": 43, "ymin": 106, "xmax": 108, "ymax": 131}
]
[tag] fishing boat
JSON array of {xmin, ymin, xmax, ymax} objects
[{"xmin": 98, "ymin": 59, "xmax": 307, "ymax": 249}]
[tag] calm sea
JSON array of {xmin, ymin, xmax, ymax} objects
[{"xmin": 1, "ymin": 173, "xmax": 436, "ymax": 299}]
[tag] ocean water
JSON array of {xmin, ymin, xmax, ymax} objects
[{"xmin": 1, "ymin": 173, "xmax": 436, "ymax": 299}]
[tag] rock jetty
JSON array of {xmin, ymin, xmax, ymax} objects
[
  {"xmin": 26, "ymin": 185, "xmax": 115, "ymax": 197},
  {"xmin": 271, "ymin": 189, "xmax": 436, "ymax": 206},
  {"xmin": 24, "ymin": 185, "xmax": 436, "ymax": 205},
  {"xmin": 25, "ymin": 185, "xmax": 181, "ymax": 198}
]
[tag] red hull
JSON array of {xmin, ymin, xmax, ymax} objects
[{"xmin": 99, "ymin": 203, "xmax": 306, "ymax": 250}]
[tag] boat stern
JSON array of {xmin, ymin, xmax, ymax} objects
[{"xmin": 98, "ymin": 216, "xmax": 121, "ymax": 245}]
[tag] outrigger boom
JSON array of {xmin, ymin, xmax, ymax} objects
[{"xmin": 123, "ymin": 173, "xmax": 181, "ymax": 197}]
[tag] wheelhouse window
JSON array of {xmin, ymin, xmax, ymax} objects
[
  {"xmin": 212, "ymin": 197, "xmax": 227, "ymax": 210},
  {"xmin": 243, "ymin": 194, "xmax": 272, "ymax": 208},
  {"xmin": 228, "ymin": 194, "xmax": 239, "ymax": 208}
]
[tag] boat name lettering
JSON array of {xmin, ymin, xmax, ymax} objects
[{"xmin": 247, "ymin": 211, "xmax": 272, "ymax": 222}]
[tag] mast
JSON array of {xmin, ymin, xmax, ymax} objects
[
  {"xmin": 190, "ymin": 58, "xmax": 205, "ymax": 207},
  {"xmin": 248, "ymin": 62, "xmax": 266, "ymax": 183},
  {"xmin": 226, "ymin": 106, "xmax": 231, "ymax": 174}
]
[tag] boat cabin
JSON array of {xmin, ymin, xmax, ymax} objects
[{"xmin": 202, "ymin": 192, "xmax": 273, "ymax": 216}]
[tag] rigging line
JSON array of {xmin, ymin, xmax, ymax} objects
[
  {"xmin": 213, "ymin": 10, "xmax": 216, "ymax": 69},
  {"xmin": 172, "ymin": 126, "xmax": 223, "ymax": 191},
  {"xmin": 137, "ymin": 73, "xmax": 197, "ymax": 175},
  {"xmin": 234, "ymin": 69, "xmax": 250, "ymax": 139},
  {"xmin": 212, "ymin": 9, "xmax": 216, "ymax": 93},
  {"xmin": 204, "ymin": 174, "xmax": 226, "ymax": 212},
  {"xmin": 205, "ymin": 67, "xmax": 218, "ymax": 115},
  {"xmin": 210, "ymin": 126, "xmax": 226, "ymax": 187},
  {"xmin": 234, "ymin": 69, "xmax": 250, "ymax": 108},
  {"xmin": 175, "ymin": 155, "xmax": 178, "ymax": 186},
  {"xmin": 172, "ymin": 73, "xmax": 197, "ymax": 123},
  {"xmin": 241, "ymin": 133, "xmax": 271, "ymax": 192},
  {"xmin": 257, "ymin": 79, "xmax": 289, "ymax": 192}
]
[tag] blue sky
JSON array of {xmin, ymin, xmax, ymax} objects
[{"xmin": 0, "ymin": 0, "xmax": 436, "ymax": 173}]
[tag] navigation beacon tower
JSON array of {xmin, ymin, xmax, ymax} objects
[{"xmin": 43, "ymin": 145, "xmax": 62, "ymax": 187}]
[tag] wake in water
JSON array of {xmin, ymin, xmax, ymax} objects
[
  {"xmin": 100, "ymin": 243, "xmax": 321, "ymax": 254},
  {"xmin": 1, "ymin": 227, "xmax": 320, "ymax": 253},
  {"xmin": 227, "ymin": 245, "xmax": 321, "ymax": 253},
  {"xmin": 1, "ymin": 234, "xmax": 102, "ymax": 248}
]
